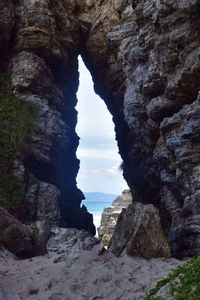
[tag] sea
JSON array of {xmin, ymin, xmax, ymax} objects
[{"xmin": 83, "ymin": 200, "xmax": 113, "ymax": 230}]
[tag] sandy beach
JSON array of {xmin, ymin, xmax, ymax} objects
[{"xmin": 0, "ymin": 242, "xmax": 184, "ymax": 300}]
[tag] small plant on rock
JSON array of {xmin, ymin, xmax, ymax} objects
[{"xmin": 146, "ymin": 257, "xmax": 200, "ymax": 300}]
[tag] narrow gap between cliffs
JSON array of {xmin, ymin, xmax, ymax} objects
[{"xmin": 76, "ymin": 56, "xmax": 128, "ymax": 235}]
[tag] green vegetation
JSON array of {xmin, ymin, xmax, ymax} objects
[
  {"xmin": 0, "ymin": 73, "xmax": 38, "ymax": 211},
  {"xmin": 146, "ymin": 257, "xmax": 200, "ymax": 300}
]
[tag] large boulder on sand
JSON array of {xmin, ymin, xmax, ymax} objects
[
  {"xmin": 0, "ymin": 207, "xmax": 34, "ymax": 257},
  {"xmin": 108, "ymin": 202, "xmax": 171, "ymax": 259}
]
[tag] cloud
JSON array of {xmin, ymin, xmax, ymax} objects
[
  {"xmin": 107, "ymin": 164, "xmax": 121, "ymax": 176},
  {"xmin": 76, "ymin": 56, "xmax": 128, "ymax": 194},
  {"xmin": 78, "ymin": 169, "xmax": 105, "ymax": 179},
  {"xmin": 77, "ymin": 147, "xmax": 120, "ymax": 161},
  {"xmin": 76, "ymin": 59, "xmax": 115, "ymax": 140},
  {"xmin": 78, "ymin": 163, "xmax": 121, "ymax": 179}
]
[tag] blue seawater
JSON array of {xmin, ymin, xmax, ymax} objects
[
  {"xmin": 82, "ymin": 200, "xmax": 113, "ymax": 230},
  {"xmin": 83, "ymin": 201, "xmax": 113, "ymax": 216}
]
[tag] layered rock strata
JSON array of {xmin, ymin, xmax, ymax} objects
[
  {"xmin": 98, "ymin": 190, "xmax": 132, "ymax": 246},
  {"xmin": 0, "ymin": 0, "xmax": 95, "ymax": 235},
  {"xmin": 0, "ymin": 0, "xmax": 199, "ymax": 257}
]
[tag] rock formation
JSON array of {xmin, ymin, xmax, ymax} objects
[
  {"xmin": 108, "ymin": 202, "xmax": 171, "ymax": 259},
  {"xmin": 0, "ymin": 0, "xmax": 95, "ymax": 235},
  {"xmin": 98, "ymin": 190, "xmax": 132, "ymax": 246},
  {"xmin": 0, "ymin": 207, "xmax": 34, "ymax": 257},
  {"xmin": 99, "ymin": 191, "xmax": 171, "ymax": 259},
  {"xmin": 0, "ymin": 0, "xmax": 200, "ymax": 258},
  {"xmin": 47, "ymin": 227, "xmax": 99, "ymax": 265}
]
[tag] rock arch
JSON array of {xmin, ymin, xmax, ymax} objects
[{"xmin": 1, "ymin": 0, "xmax": 200, "ymax": 257}]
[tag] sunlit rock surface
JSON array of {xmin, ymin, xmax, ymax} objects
[
  {"xmin": 98, "ymin": 190, "xmax": 132, "ymax": 247},
  {"xmin": 108, "ymin": 202, "xmax": 171, "ymax": 259},
  {"xmin": 47, "ymin": 227, "xmax": 99, "ymax": 266},
  {"xmin": 0, "ymin": 0, "xmax": 199, "ymax": 257}
]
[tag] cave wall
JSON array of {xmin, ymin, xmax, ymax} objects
[
  {"xmin": 73, "ymin": 0, "xmax": 200, "ymax": 257},
  {"xmin": 0, "ymin": 0, "xmax": 200, "ymax": 257},
  {"xmin": 0, "ymin": 0, "xmax": 95, "ymax": 234}
]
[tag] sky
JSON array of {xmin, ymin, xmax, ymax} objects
[{"xmin": 76, "ymin": 57, "xmax": 128, "ymax": 195}]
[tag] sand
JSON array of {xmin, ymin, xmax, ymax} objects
[{"xmin": 0, "ymin": 245, "xmax": 184, "ymax": 300}]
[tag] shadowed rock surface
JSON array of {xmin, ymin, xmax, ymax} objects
[
  {"xmin": 0, "ymin": 207, "xmax": 34, "ymax": 257},
  {"xmin": 0, "ymin": 0, "xmax": 199, "ymax": 257}
]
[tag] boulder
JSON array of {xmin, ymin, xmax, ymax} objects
[
  {"xmin": 31, "ymin": 221, "xmax": 52, "ymax": 256},
  {"xmin": 47, "ymin": 227, "xmax": 99, "ymax": 266},
  {"xmin": 0, "ymin": 207, "xmax": 34, "ymax": 257},
  {"xmin": 108, "ymin": 202, "xmax": 171, "ymax": 259}
]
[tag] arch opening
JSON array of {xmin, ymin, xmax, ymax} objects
[{"xmin": 76, "ymin": 56, "xmax": 128, "ymax": 233}]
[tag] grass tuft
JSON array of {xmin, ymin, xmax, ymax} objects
[
  {"xmin": 145, "ymin": 257, "xmax": 200, "ymax": 300},
  {"xmin": 0, "ymin": 73, "xmax": 38, "ymax": 211}
]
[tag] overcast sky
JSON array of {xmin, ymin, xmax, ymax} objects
[{"xmin": 76, "ymin": 57, "xmax": 128, "ymax": 194}]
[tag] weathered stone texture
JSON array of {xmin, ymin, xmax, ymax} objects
[
  {"xmin": 0, "ymin": 0, "xmax": 14, "ymax": 69},
  {"xmin": 47, "ymin": 227, "xmax": 99, "ymax": 265},
  {"xmin": 98, "ymin": 190, "xmax": 132, "ymax": 247},
  {"xmin": 0, "ymin": 1, "xmax": 95, "ymax": 235},
  {"xmin": 0, "ymin": 207, "xmax": 34, "ymax": 257},
  {"xmin": 0, "ymin": 0, "xmax": 199, "ymax": 257},
  {"xmin": 108, "ymin": 202, "xmax": 171, "ymax": 258}
]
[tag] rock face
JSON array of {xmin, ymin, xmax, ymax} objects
[
  {"xmin": 98, "ymin": 190, "xmax": 132, "ymax": 246},
  {"xmin": 108, "ymin": 202, "xmax": 171, "ymax": 259},
  {"xmin": 0, "ymin": 204, "xmax": 98, "ymax": 259},
  {"xmin": 47, "ymin": 227, "xmax": 99, "ymax": 266},
  {"xmin": 0, "ymin": 0, "xmax": 200, "ymax": 257},
  {"xmin": 0, "ymin": 0, "xmax": 95, "ymax": 235},
  {"xmin": 0, "ymin": 207, "xmax": 34, "ymax": 257}
]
